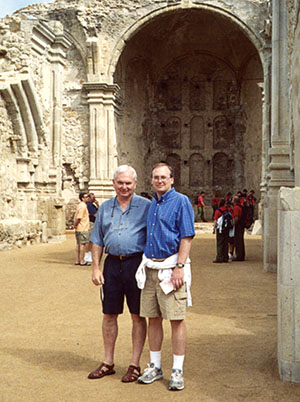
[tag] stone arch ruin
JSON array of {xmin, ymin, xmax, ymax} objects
[
  {"xmin": 1, "ymin": 0, "xmax": 300, "ymax": 382},
  {"xmin": 113, "ymin": 5, "xmax": 264, "ymax": 200}
]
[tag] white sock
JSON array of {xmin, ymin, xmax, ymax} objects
[
  {"xmin": 150, "ymin": 350, "xmax": 161, "ymax": 369},
  {"xmin": 173, "ymin": 354, "xmax": 184, "ymax": 371}
]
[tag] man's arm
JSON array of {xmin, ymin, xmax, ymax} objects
[
  {"xmin": 74, "ymin": 217, "xmax": 81, "ymax": 230},
  {"xmin": 91, "ymin": 243, "xmax": 104, "ymax": 286},
  {"xmin": 171, "ymin": 236, "xmax": 193, "ymax": 289}
]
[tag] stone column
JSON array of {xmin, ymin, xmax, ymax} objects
[
  {"xmin": 48, "ymin": 32, "xmax": 72, "ymax": 193},
  {"xmin": 278, "ymin": 187, "xmax": 300, "ymax": 382},
  {"xmin": 264, "ymin": 0, "xmax": 294, "ymax": 272},
  {"xmin": 83, "ymin": 82, "xmax": 120, "ymax": 201}
]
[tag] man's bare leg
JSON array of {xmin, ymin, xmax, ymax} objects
[
  {"xmin": 130, "ymin": 314, "xmax": 147, "ymax": 367},
  {"xmin": 148, "ymin": 317, "xmax": 163, "ymax": 351},
  {"xmin": 102, "ymin": 313, "xmax": 118, "ymax": 365},
  {"xmin": 170, "ymin": 319, "xmax": 186, "ymax": 355}
]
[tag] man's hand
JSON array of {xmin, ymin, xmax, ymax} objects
[
  {"xmin": 92, "ymin": 265, "xmax": 104, "ymax": 286},
  {"xmin": 171, "ymin": 266, "xmax": 184, "ymax": 290},
  {"xmin": 91, "ymin": 244, "xmax": 104, "ymax": 286}
]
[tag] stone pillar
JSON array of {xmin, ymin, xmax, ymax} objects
[
  {"xmin": 264, "ymin": 0, "xmax": 294, "ymax": 272},
  {"xmin": 278, "ymin": 187, "xmax": 300, "ymax": 382},
  {"xmin": 83, "ymin": 82, "xmax": 120, "ymax": 201},
  {"xmin": 48, "ymin": 31, "xmax": 72, "ymax": 193}
]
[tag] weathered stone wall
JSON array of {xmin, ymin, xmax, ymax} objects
[
  {"xmin": 114, "ymin": 6, "xmax": 265, "ymax": 201},
  {"xmin": 0, "ymin": 15, "xmax": 88, "ymax": 248},
  {"xmin": 0, "ymin": 0, "xmax": 269, "ymax": 248},
  {"xmin": 62, "ymin": 45, "xmax": 89, "ymax": 190}
]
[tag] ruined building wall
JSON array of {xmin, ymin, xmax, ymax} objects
[
  {"xmin": 0, "ymin": 16, "xmax": 89, "ymax": 247},
  {"xmin": 114, "ymin": 7, "xmax": 264, "ymax": 201},
  {"xmin": 0, "ymin": 0, "xmax": 269, "ymax": 247}
]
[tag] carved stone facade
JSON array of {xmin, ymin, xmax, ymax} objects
[{"xmin": 0, "ymin": 1, "xmax": 268, "ymax": 244}]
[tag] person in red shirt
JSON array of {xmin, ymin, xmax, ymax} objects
[
  {"xmin": 248, "ymin": 190, "xmax": 256, "ymax": 221},
  {"xmin": 232, "ymin": 196, "xmax": 245, "ymax": 261},
  {"xmin": 197, "ymin": 191, "xmax": 207, "ymax": 222},
  {"xmin": 211, "ymin": 193, "xmax": 220, "ymax": 220},
  {"xmin": 213, "ymin": 198, "xmax": 230, "ymax": 263},
  {"xmin": 226, "ymin": 200, "xmax": 234, "ymax": 260}
]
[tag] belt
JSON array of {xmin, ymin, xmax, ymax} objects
[
  {"xmin": 151, "ymin": 258, "xmax": 166, "ymax": 262},
  {"xmin": 108, "ymin": 253, "xmax": 143, "ymax": 261}
]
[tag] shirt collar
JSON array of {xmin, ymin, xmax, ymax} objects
[{"xmin": 154, "ymin": 187, "xmax": 175, "ymax": 202}]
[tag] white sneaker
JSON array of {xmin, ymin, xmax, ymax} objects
[
  {"xmin": 138, "ymin": 363, "xmax": 163, "ymax": 384},
  {"xmin": 168, "ymin": 369, "xmax": 184, "ymax": 391},
  {"xmin": 84, "ymin": 252, "xmax": 92, "ymax": 263}
]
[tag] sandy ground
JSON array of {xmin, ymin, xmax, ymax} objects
[{"xmin": 1, "ymin": 231, "xmax": 300, "ymax": 402}]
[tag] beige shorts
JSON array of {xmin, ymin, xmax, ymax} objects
[
  {"xmin": 89, "ymin": 222, "xmax": 95, "ymax": 238},
  {"xmin": 75, "ymin": 231, "xmax": 90, "ymax": 244},
  {"xmin": 140, "ymin": 268, "xmax": 187, "ymax": 320}
]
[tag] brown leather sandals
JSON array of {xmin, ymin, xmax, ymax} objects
[
  {"xmin": 121, "ymin": 365, "xmax": 141, "ymax": 383},
  {"xmin": 87, "ymin": 362, "xmax": 115, "ymax": 379}
]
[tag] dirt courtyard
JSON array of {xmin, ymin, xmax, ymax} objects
[{"xmin": 1, "ymin": 232, "xmax": 300, "ymax": 402}]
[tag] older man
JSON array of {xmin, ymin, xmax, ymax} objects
[
  {"xmin": 137, "ymin": 162, "xmax": 195, "ymax": 391},
  {"xmin": 88, "ymin": 165, "xmax": 151, "ymax": 383}
]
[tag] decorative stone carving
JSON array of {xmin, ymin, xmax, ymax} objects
[
  {"xmin": 213, "ymin": 115, "xmax": 233, "ymax": 149},
  {"xmin": 190, "ymin": 116, "xmax": 204, "ymax": 149},
  {"xmin": 213, "ymin": 80, "xmax": 238, "ymax": 110},
  {"xmin": 158, "ymin": 67, "xmax": 182, "ymax": 111},
  {"xmin": 189, "ymin": 153, "xmax": 204, "ymax": 187},
  {"xmin": 163, "ymin": 116, "xmax": 181, "ymax": 148},
  {"xmin": 213, "ymin": 152, "xmax": 234, "ymax": 188},
  {"xmin": 189, "ymin": 77, "xmax": 205, "ymax": 111},
  {"xmin": 166, "ymin": 153, "xmax": 181, "ymax": 187}
]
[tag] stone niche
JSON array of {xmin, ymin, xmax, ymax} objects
[{"xmin": 114, "ymin": 8, "xmax": 263, "ymax": 202}]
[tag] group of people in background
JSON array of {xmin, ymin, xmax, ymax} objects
[
  {"xmin": 73, "ymin": 192, "xmax": 99, "ymax": 265},
  {"xmin": 212, "ymin": 188, "xmax": 256, "ymax": 263}
]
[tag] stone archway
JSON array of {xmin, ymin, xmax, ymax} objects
[{"xmin": 113, "ymin": 7, "xmax": 264, "ymax": 199}]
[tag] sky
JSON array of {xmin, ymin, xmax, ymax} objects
[{"xmin": 0, "ymin": 0, "xmax": 52, "ymax": 18}]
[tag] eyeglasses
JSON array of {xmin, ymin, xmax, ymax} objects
[{"xmin": 152, "ymin": 176, "xmax": 171, "ymax": 182}]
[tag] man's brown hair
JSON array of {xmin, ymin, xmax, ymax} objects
[{"xmin": 151, "ymin": 162, "xmax": 174, "ymax": 178}]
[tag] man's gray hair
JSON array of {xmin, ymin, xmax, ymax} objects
[{"xmin": 113, "ymin": 165, "xmax": 137, "ymax": 181}]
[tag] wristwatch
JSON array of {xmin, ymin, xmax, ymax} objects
[{"xmin": 176, "ymin": 263, "xmax": 185, "ymax": 268}]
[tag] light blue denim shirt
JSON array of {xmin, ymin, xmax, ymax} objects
[{"xmin": 90, "ymin": 193, "xmax": 151, "ymax": 255}]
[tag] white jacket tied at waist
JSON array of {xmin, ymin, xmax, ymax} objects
[{"xmin": 135, "ymin": 253, "xmax": 192, "ymax": 307}]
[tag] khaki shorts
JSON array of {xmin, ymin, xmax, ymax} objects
[
  {"xmin": 75, "ymin": 231, "xmax": 90, "ymax": 244},
  {"xmin": 140, "ymin": 268, "xmax": 187, "ymax": 320},
  {"xmin": 89, "ymin": 222, "xmax": 95, "ymax": 238}
]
